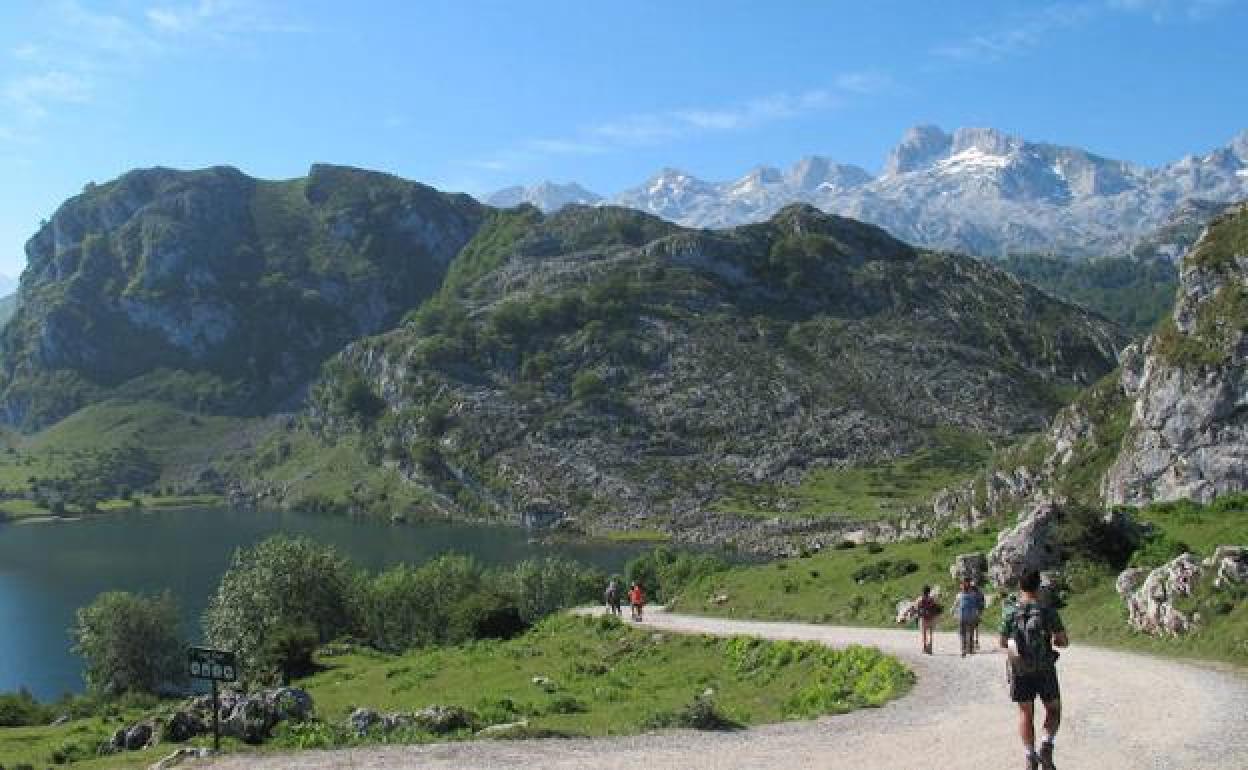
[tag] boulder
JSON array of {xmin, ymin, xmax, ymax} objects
[
  {"xmin": 476, "ymin": 720, "xmax": 530, "ymax": 739},
  {"xmin": 1117, "ymin": 553, "xmax": 1204, "ymax": 636},
  {"xmin": 161, "ymin": 711, "xmax": 205, "ymax": 743},
  {"xmin": 411, "ymin": 705, "xmax": 475, "ymax": 734},
  {"xmin": 1204, "ymin": 545, "xmax": 1248, "ymax": 588},
  {"xmin": 895, "ymin": 599, "xmax": 918, "ymax": 624},
  {"xmin": 988, "ymin": 501, "xmax": 1063, "ymax": 589},
  {"xmin": 123, "ymin": 722, "xmax": 154, "ymax": 751},
  {"xmin": 223, "ymin": 695, "xmax": 272, "ymax": 745},
  {"xmin": 949, "ymin": 552, "xmax": 988, "ymax": 584},
  {"xmin": 264, "ymin": 686, "xmax": 314, "ymax": 722},
  {"xmin": 347, "ymin": 707, "xmax": 380, "ymax": 736}
]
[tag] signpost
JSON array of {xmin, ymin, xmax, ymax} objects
[{"xmin": 188, "ymin": 646, "xmax": 238, "ymax": 751}]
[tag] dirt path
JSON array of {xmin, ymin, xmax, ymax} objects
[{"xmin": 202, "ymin": 608, "xmax": 1248, "ymax": 769}]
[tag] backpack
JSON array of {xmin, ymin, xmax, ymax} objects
[{"xmin": 1011, "ymin": 602, "xmax": 1055, "ymax": 674}]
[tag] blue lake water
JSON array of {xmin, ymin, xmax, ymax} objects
[{"xmin": 0, "ymin": 507, "xmax": 646, "ymax": 700}]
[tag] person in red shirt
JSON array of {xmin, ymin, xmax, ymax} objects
[
  {"xmin": 916, "ymin": 584, "xmax": 941, "ymax": 654},
  {"xmin": 629, "ymin": 582, "xmax": 645, "ymax": 622}
]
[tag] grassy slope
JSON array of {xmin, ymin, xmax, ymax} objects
[
  {"xmin": 712, "ymin": 428, "xmax": 993, "ymax": 521},
  {"xmin": 0, "ymin": 399, "xmax": 270, "ymax": 520},
  {"xmin": 1, "ymin": 615, "xmax": 912, "ymax": 767},
  {"xmin": 673, "ymin": 495, "xmax": 1248, "ymax": 667}
]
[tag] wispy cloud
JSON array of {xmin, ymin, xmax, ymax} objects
[
  {"xmin": 470, "ymin": 75, "xmax": 887, "ymax": 175},
  {"xmin": 934, "ymin": 0, "xmax": 1236, "ymax": 62},
  {"xmin": 1107, "ymin": 0, "xmax": 1236, "ymax": 20},
  {"xmin": 1, "ymin": 1, "xmax": 298, "ymax": 144},
  {"xmin": 4, "ymin": 71, "xmax": 92, "ymax": 121}
]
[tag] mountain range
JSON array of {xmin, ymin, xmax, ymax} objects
[{"xmin": 489, "ymin": 125, "xmax": 1248, "ymax": 259}]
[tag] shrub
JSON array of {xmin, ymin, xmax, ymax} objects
[
  {"xmin": 203, "ymin": 536, "xmax": 360, "ymax": 673},
  {"xmin": 72, "ymin": 591, "xmax": 185, "ymax": 696},
  {"xmin": 500, "ymin": 557, "xmax": 604, "ymax": 625},
  {"xmin": 850, "ymin": 559, "xmax": 919, "ymax": 583},
  {"xmin": 571, "ymin": 370, "xmax": 606, "ymax": 401},
  {"xmin": 0, "ymin": 688, "xmax": 51, "ymax": 726},
  {"xmin": 359, "ymin": 555, "xmax": 484, "ymax": 651},
  {"xmin": 449, "ymin": 591, "xmax": 527, "ymax": 642},
  {"xmin": 262, "ymin": 623, "xmax": 321, "ymax": 684},
  {"xmin": 625, "ymin": 547, "xmax": 729, "ymax": 603}
]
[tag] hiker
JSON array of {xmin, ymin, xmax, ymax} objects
[
  {"xmin": 604, "ymin": 577, "xmax": 622, "ymax": 616},
  {"xmin": 915, "ymin": 584, "xmax": 940, "ymax": 654},
  {"xmin": 629, "ymin": 581, "xmax": 645, "ymax": 622},
  {"xmin": 970, "ymin": 579, "xmax": 986, "ymax": 651},
  {"xmin": 1000, "ymin": 569, "xmax": 1068, "ymax": 770},
  {"xmin": 952, "ymin": 578, "xmax": 985, "ymax": 656}
]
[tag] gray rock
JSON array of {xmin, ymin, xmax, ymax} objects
[
  {"xmin": 411, "ymin": 705, "xmax": 475, "ymax": 734},
  {"xmin": 122, "ymin": 722, "xmax": 153, "ymax": 751},
  {"xmin": 475, "ymin": 719, "xmax": 531, "ymax": 739},
  {"xmin": 1104, "ymin": 205, "xmax": 1248, "ymax": 507},
  {"xmin": 347, "ymin": 707, "xmax": 380, "ymax": 736},
  {"xmin": 949, "ymin": 552, "xmax": 988, "ymax": 583},
  {"xmin": 987, "ymin": 501, "xmax": 1064, "ymax": 590},
  {"xmin": 1205, "ymin": 545, "xmax": 1248, "ymax": 588},
  {"xmin": 161, "ymin": 711, "xmax": 204, "ymax": 743},
  {"xmin": 149, "ymin": 747, "xmax": 216, "ymax": 769},
  {"xmin": 1118, "ymin": 553, "xmax": 1204, "ymax": 636}
]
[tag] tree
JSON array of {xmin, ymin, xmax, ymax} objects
[
  {"xmin": 71, "ymin": 591, "xmax": 185, "ymax": 696},
  {"xmin": 202, "ymin": 536, "xmax": 359, "ymax": 673},
  {"xmin": 501, "ymin": 557, "xmax": 604, "ymax": 625}
]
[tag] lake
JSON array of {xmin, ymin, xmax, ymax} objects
[{"xmin": 0, "ymin": 507, "xmax": 648, "ymax": 700}]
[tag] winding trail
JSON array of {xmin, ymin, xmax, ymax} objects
[{"xmin": 203, "ymin": 608, "xmax": 1248, "ymax": 769}]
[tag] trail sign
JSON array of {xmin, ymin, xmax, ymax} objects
[
  {"xmin": 187, "ymin": 646, "xmax": 238, "ymax": 751},
  {"xmin": 188, "ymin": 647, "xmax": 237, "ymax": 682}
]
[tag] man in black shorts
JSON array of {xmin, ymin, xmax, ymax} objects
[{"xmin": 1000, "ymin": 569, "xmax": 1068, "ymax": 770}]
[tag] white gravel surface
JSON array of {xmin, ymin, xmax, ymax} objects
[{"xmin": 200, "ymin": 607, "xmax": 1248, "ymax": 770}]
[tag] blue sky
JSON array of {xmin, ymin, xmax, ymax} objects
[{"xmin": 0, "ymin": 0, "xmax": 1245, "ymax": 277}]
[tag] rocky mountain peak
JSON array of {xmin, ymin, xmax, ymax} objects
[
  {"xmin": 786, "ymin": 156, "xmax": 872, "ymax": 192},
  {"xmin": 950, "ymin": 126, "xmax": 1021, "ymax": 157},
  {"xmin": 485, "ymin": 181, "xmax": 603, "ymax": 212},
  {"xmin": 882, "ymin": 124, "xmax": 953, "ymax": 175}
]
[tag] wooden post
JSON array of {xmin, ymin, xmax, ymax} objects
[{"xmin": 212, "ymin": 678, "xmax": 220, "ymax": 752}]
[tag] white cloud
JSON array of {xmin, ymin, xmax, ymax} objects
[
  {"xmin": 934, "ymin": 0, "xmax": 1235, "ymax": 63},
  {"xmin": 4, "ymin": 71, "xmax": 93, "ymax": 121},
  {"xmin": 933, "ymin": 3, "xmax": 1096, "ymax": 62},
  {"xmin": 0, "ymin": 0, "xmax": 299, "ymax": 145},
  {"xmin": 1108, "ymin": 0, "xmax": 1235, "ymax": 20},
  {"xmin": 464, "ymin": 78, "xmax": 880, "ymax": 177},
  {"xmin": 833, "ymin": 71, "xmax": 894, "ymax": 95}
]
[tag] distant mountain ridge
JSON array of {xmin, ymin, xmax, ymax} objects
[{"xmin": 491, "ymin": 125, "xmax": 1248, "ymax": 258}]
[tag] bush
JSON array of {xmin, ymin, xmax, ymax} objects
[
  {"xmin": 359, "ymin": 555, "xmax": 484, "ymax": 651},
  {"xmin": 571, "ymin": 370, "xmax": 606, "ymax": 401},
  {"xmin": 262, "ymin": 623, "xmax": 321, "ymax": 684},
  {"xmin": 203, "ymin": 536, "xmax": 360, "ymax": 673},
  {"xmin": 449, "ymin": 591, "xmax": 527, "ymax": 641},
  {"xmin": 72, "ymin": 591, "xmax": 185, "ymax": 696},
  {"xmin": 500, "ymin": 557, "xmax": 604, "ymax": 625},
  {"xmin": 850, "ymin": 559, "xmax": 919, "ymax": 583},
  {"xmin": 625, "ymin": 547, "xmax": 729, "ymax": 603},
  {"xmin": 0, "ymin": 688, "xmax": 51, "ymax": 726}
]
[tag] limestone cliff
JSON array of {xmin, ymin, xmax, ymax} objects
[{"xmin": 1104, "ymin": 203, "xmax": 1248, "ymax": 505}]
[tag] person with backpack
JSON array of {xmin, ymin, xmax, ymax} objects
[
  {"xmin": 1000, "ymin": 569, "xmax": 1069, "ymax": 770},
  {"xmin": 952, "ymin": 577, "xmax": 984, "ymax": 656},
  {"xmin": 915, "ymin": 584, "xmax": 940, "ymax": 654},
  {"xmin": 969, "ymin": 580, "xmax": 986, "ymax": 651},
  {"xmin": 604, "ymin": 577, "xmax": 622, "ymax": 616},
  {"xmin": 628, "ymin": 581, "xmax": 645, "ymax": 622}
]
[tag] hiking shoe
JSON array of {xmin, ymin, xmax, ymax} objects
[
  {"xmin": 1038, "ymin": 742, "xmax": 1056, "ymax": 769},
  {"xmin": 1024, "ymin": 755, "xmax": 1039, "ymax": 770}
]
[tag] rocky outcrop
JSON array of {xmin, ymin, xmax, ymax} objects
[
  {"xmin": 175, "ymin": 686, "xmax": 313, "ymax": 745},
  {"xmin": 0, "ymin": 164, "xmax": 487, "ymax": 429},
  {"xmin": 1205, "ymin": 545, "xmax": 1248, "ymax": 588},
  {"xmin": 1104, "ymin": 203, "xmax": 1248, "ymax": 507},
  {"xmin": 987, "ymin": 501, "xmax": 1064, "ymax": 589},
  {"xmin": 1117, "ymin": 553, "xmax": 1204, "ymax": 636},
  {"xmin": 347, "ymin": 705, "xmax": 475, "ymax": 736},
  {"xmin": 949, "ymin": 552, "xmax": 988, "ymax": 583}
]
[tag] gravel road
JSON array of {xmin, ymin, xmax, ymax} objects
[{"xmin": 200, "ymin": 607, "xmax": 1248, "ymax": 770}]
